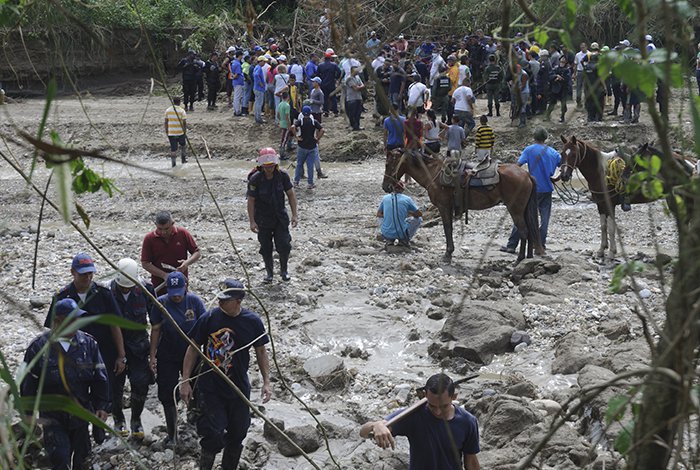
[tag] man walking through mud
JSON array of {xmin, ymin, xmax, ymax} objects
[{"xmin": 360, "ymin": 373, "xmax": 480, "ymax": 470}]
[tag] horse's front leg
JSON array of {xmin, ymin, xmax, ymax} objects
[
  {"xmin": 608, "ymin": 213, "xmax": 617, "ymax": 258},
  {"xmin": 440, "ymin": 207, "xmax": 454, "ymax": 262},
  {"xmin": 597, "ymin": 213, "xmax": 608, "ymax": 258}
]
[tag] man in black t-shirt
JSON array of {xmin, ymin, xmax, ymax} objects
[
  {"xmin": 247, "ymin": 148, "xmax": 298, "ymax": 282},
  {"xmin": 180, "ymin": 278, "xmax": 270, "ymax": 470},
  {"xmin": 290, "ymin": 106, "xmax": 324, "ymax": 189}
]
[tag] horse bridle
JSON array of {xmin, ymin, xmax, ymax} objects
[{"xmin": 559, "ymin": 140, "xmax": 586, "ymax": 177}]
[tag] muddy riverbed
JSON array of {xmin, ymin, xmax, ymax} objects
[{"xmin": 0, "ymin": 86, "xmax": 692, "ymax": 469}]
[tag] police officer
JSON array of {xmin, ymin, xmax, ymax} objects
[
  {"xmin": 247, "ymin": 148, "xmax": 298, "ymax": 283},
  {"xmin": 44, "ymin": 252, "xmax": 126, "ymax": 444},
  {"xmin": 109, "ymin": 258, "xmax": 154, "ymax": 439},
  {"xmin": 180, "ymin": 278, "xmax": 271, "ymax": 470},
  {"xmin": 21, "ymin": 298, "xmax": 110, "ymax": 470},
  {"xmin": 148, "ymin": 271, "xmax": 206, "ymax": 444}
]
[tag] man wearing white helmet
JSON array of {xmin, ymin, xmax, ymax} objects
[
  {"xmin": 108, "ymin": 258, "xmax": 155, "ymax": 439},
  {"xmin": 247, "ymin": 148, "xmax": 298, "ymax": 282}
]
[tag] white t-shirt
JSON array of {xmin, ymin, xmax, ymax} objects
[
  {"xmin": 372, "ymin": 56, "xmax": 386, "ymax": 72},
  {"xmin": 458, "ymin": 64, "xmax": 471, "ymax": 86},
  {"xmin": 407, "ymin": 82, "xmax": 429, "ymax": 107},
  {"xmin": 342, "ymin": 58, "xmax": 361, "ymax": 79},
  {"xmin": 289, "ymin": 63, "xmax": 304, "ymax": 81},
  {"xmin": 575, "ymin": 51, "xmax": 588, "ymax": 71},
  {"xmin": 274, "ymin": 73, "xmax": 289, "ymax": 94},
  {"xmin": 452, "ymin": 86, "xmax": 474, "ymax": 112}
]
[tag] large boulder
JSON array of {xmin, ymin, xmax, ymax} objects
[
  {"xmin": 480, "ymin": 396, "xmax": 543, "ymax": 448},
  {"xmin": 276, "ymin": 424, "xmax": 321, "ymax": 457},
  {"xmin": 434, "ymin": 300, "xmax": 526, "ymax": 365},
  {"xmin": 303, "ymin": 355, "xmax": 348, "ymax": 390},
  {"xmin": 551, "ymin": 332, "xmax": 604, "ymax": 375},
  {"xmin": 599, "ymin": 338, "xmax": 650, "ymax": 373}
]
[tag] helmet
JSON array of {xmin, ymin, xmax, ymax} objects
[
  {"xmin": 258, "ymin": 147, "xmax": 280, "ymax": 166},
  {"xmin": 116, "ymin": 258, "xmax": 139, "ymax": 288},
  {"xmin": 530, "ymin": 45, "xmax": 540, "ymax": 54},
  {"xmin": 325, "ymin": 48, "xmax": 335, "ymax": 55},
  {"xmin": 271, "ymin": 44, "xmax": 278, "ymax": 51}
]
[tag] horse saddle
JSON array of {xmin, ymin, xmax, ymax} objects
[{"xmin": 467, "ymin": 158, "xmax": 500, "ymax": 187}]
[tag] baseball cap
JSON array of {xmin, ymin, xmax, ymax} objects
[
  {"xmin": 619, "ymin": 39, "xmax": 630, "ymax": 47},
  {"xmin": 302, "ymin": 105, "xmax": 312, "ymax": 115},
  {"xmin": 53, "ymin": 298, "xmax": 86, "ymax": 319},
  {"xmin": 257, "ymin": 56, "xmax": 267, "ymax": 62},
  {"xmin": 166, "ymin": 271, "xmax": 186, "ymax": 298},
  {"xmin": 645, "ymin": 34, "xmax": 652, "ymax": 41},
  {"xmin": 254, "ymin": 45, "xmax": 263, "ymax": 52},
  {"xmin": 226, "ymin": 46, "xmax": 236, "ymax": 53},
  {"xmin": 590, "ymin": 42, "xmax": 600, "ymax": 51},
  {"xmin": 72, "ymin": 252, "xmax": 96, "ymax": 274},
  {"xmin": 311, "ymin": 77, "xmax": 322, "ymax": 83},
  {"xmin": 217, "ymin": 278, "xmax": 246, "ymax": 300},
  {"xmin": 278, "ymin": 55, "xmax": 287, "ymax": 61}
]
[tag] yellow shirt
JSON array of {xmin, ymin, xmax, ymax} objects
[
  {"xmin": 165, "ymin": 106, "xmax": 186, "ymax": 136},
  {"xmin": 290, "ymin": 84, "xmax": 299, "ymax": 109},
  {"xmin": 447, "ymin": 65, "xmax": 460, "ymax": 96}
]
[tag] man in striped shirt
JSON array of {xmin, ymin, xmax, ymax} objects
[
  {"xmin": 474, "ymin": 114, "xmax": 494, "ymax": 162},
  {"xmin": 164, "ymin": 97, "xmax": 187, "ymax": 167}
]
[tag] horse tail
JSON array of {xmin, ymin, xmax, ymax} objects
[{"xmin": 525, "ymin": 176, "xmax": 545, "ymax": 255}]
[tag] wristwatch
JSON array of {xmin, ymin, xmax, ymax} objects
[{"xmin": 118, "ymin": 357, "xmax": 127, "ymax": 364}]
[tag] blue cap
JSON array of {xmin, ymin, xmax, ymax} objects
[
  {"xmin": 166, "ymin": 271, "xmax": 187, "ymax": 298},
  {"xmin": 302, "ymin": 105, "xmax": 312, "ymax": 115},
  {"xmin": 53, "ymin": 298, "xmax": 86, "ymax": 319},
  {"xmin": 217, "ymin": 278, "xmax": 246, "ymax": 300},
  {"xmin": 254, "ymin": 45, "xmax": 263, "ymax": 52},
  {"xmin": 71, "ymin": 252, "xmax": 96, "ymax": 274}
]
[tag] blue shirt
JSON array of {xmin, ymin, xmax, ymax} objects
[
  {"xmin": 253, "ymin": 64, "xmax": 266, "ymax": 92},
  {"xmin": 305, "ymin": 60, "xmax": 318, "ymax": 87},
  {"xmin": 518, "ymin": 143, "xmax": 561, "ymax": 193},
  {"xmin": 188, "ymin": 307, "xmax": 269, "ymax": 399},
  {"xmin": 150, "ymin": 292, "xmax": 206, "ymax": 361},
  {"xmin": 378, "ymin": 192, "xmax": 419, "ymax": 240},
  {"xmin": 387, "ymin": 405, "xmax": 480, "ymax": 470},
  {"xmin": 384, "ymin": 115, "xmax": 406, "ymax": 147},
  {"xmin": 231, "ymin": 59, "xmax": 244, "ymax": 86}
]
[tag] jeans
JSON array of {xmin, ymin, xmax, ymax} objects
[
  {"xmin": 243, "ymin": 82, "xmax": 253, "ymax": 111},
  {"xmin": 454, "ymin": 110, "xmax": 475, "ymax": 132},
  {"xmin": 232, "ymin": 85, "xmax": 244, "ymax": 115},
  {"xmin": 576, "ymin": 71, "xmax": 584, "ymax": 104},
  {"xmin": 196, "ymin": 388, "xmax": 251, "ymax": 453},
  {"xmin": 506, "ymin": 192, "xmax": 552, "ymax": 249},
  {"xmin": 322, "ymin": 86, "xmax": 337, "ymax": 114},
  {"xmin": 295, "ymin": 147, "xmax": 319, "ymax": 185},
  {"xmin": 274, "ymin": 95, "xmax": 281, "ymax": 123},
  {"xmin": 346, "ymin": 99, "xmax": 362, "ymax": 129},
  {"xmin": 44, "ymin": 421, "xmax": 91, "ymax": 470},
  {"xmin": 253, "ymin": 89, "xmax": 264, "ymax": 122},
  {"xmin": 696, "ymin": 69, "xmax": 700, "ymax": 95},
  {"xmin": 378, "ymin": 216, "xmax": 423, "ymax": 241}
]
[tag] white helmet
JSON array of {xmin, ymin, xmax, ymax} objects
[{"xmin": 116, "ymin": 258, "xmax": 139, "ymax": 288}]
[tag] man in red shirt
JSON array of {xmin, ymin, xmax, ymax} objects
[{"xmin": 141, "ymin": 210, "xmax": 201, "ymax": 295}]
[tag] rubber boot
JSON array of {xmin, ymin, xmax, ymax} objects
[
  {"xmin": 280, "ymin": 253, "xmax": 291, "ymax": 282},
  {"xmin": 164, "ymin": 405, "xmax": 178, "ymax": 444},
  {"xmin": 221, "ymin": 443, "xmax": 243, "ymax": 470},
  {"xmin": 181, "ymin": 149, "xmax": 188, "ymax": 164},
  {"xmin": 495, "ymin": 104, "xmax": 500, "ymax": 117},
  {"xmin": 171, "ymin": 155, "xmax": 177, "ymax": 168},
  {"xmin": 199, "ymin": 449, "xmax": 217, "ymax": 470},
  {"xmin": 263, "ymin": 255, "xmax": 274, "ymax": 283},
  {"xmin": 130, "ymin": 394, "xmax": 146, "ymax": 439}
]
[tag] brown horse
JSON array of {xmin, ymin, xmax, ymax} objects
[
  {"xmin": 382, "ymin": 151, "xmax": 544, "ymax": 262},
  {"xmin": 558, "ymin": 136, "xmax": 696, "ymax": 258}
]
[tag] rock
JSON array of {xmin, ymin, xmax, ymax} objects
[
  {"xmin": 598, "ymin": 320, "xmax": 630, "ymax": 340},
  {"xmin": 295, "ymin": 293, "xmax": 311, "ymax": 306},
  {"xmin": 481, "ymin": 396, "xmax": 542, "ymax": 448},
  {"xmin": 511, "ymin": 259, "xmax": 561, "ymax": 282},
  {"xmin": 531, "ymin": 399, "xmax": 562, "ymax": 416},
  {"xmin": 277, "ymin": 424, "xmax": 321, "ymax": 457},
  {"xmin": 393, "ymin": 384, "xmax": 412, "ymax": 405},
  {"xmin": 513, "ymin": 342, "xmax": 529, "ymax": 353},
  {"xmin": 163, "ymin": 449, "xmax": 174, "ymax": 460},
  {"xmin": 639, "ymin": 288, "xmax": 651, "ymax": 299},
  {"xmin": 426, "ymin": 307, "xmax": 445, "ymax": 320},
  {"xmin": 475, "ymin": 284, "xmax": 493, "ymax": 300},
  {"xmin": 510, "ymin": 330, "xmax": 531, "ymax": 348},
  {"xmin": 316, "ymin": 417, "xmax": 356, "ymax": 439},
  {"xmin": 505, "ymin": 381, "xmax": 537, "ymax": 399},
  {"xmin": 601, "ymin": 338, "xmax": 650, "ymax": 373},
  {"xmin": 263, "ymin": 417, "xmax": 286, "ymax": 443},
  {"xmin": 551, "ymin": 332, "xmax": 603, "ymax": 375},
  {"xmin": 29, "ymin": 296, "xmax": 50, "ymax": 308},
  {"xmin": 435, "ymin": 300, "xmax": 526, "ymax": 365},
  {"xmin": 518, "ymin": 278, "xmax": 557, "ymax": 297},
  {"xmin": 303, "ymin": 355, "xmax": 348, "ymax": 390},
  {"xmin": 303, "ymin": 256, "xmax": 322, "ymax": 267},
  {"xmin": 407, "ymin": 329, "xmax": 420, "ymax": 341},
  {"xmin": 655, "ymin": 253, "xmax": 672, "ymax": 267}
]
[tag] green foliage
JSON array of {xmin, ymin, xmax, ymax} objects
[
  {"xmin": 609, "ymin": 260, "xmax": 644, "ymax": 293},
  {"xmin": 627, "ymin": 154, "xmax": 665, "ymax": 200},
  {"xmin": 605, "ymin": 393, "xmax": 641, "ymax": 455}
]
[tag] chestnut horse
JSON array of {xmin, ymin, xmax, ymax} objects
[
  {"xmin": 558, "ymin": 136, "xmax": 696, "ymax": 258},
  {"xmin": 382, "ymin": 151, "xmax": 544, "ymax": 262}
]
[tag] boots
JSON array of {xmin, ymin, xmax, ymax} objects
[
  {"xmin": 112, "ymin": 398, "xmax": 129, "ymax": 437},
  {"xmin": 495, "ymin": 105, "xmax": 500, "ymax": 117},
  {"xmin": 164, "ymin": 405, "xmax": 178, "ymax": 444},
  {"xmin": 280, "ymin": 253, "xmax": 291, "ymax": 282},
  {"xmin": 171, "ymin": 155, "xmax": 177, "ymax": 168},
  {"xmin": 221, "ymin": 443, "xmax": 243, "ymax": 470},
  {"xmin": 130, "ymin": 393, "xmax": 146, "ymax": 439},
  {"xmin": 181, "ymin": 150, "xmax": 188, "ymax": 164},
  {"xmin": 518, "ymin": 112, "xmax": 526, "ymax": 128},
  {"xmin": 263, "ymin": 255, "xmax": 274, "ymax": 283},
  {"xmin": 199, "ymin": 449, "xmax": 217, "ymax": 470}
]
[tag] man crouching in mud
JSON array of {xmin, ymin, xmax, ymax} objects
[{"xmin": 360, "ymin": 373, "xmax": 480, "ymax": 469}]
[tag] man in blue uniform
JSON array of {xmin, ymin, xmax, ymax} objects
[
  {"xmin": 21, "ymin": 298, "xmax": 110, "ymax": 470},
  {"xmin": 180, "ymin": 278, "xmax": 271, "ymax": 470},
  {"xmin": 377, "ymin": 181, "xmax": 423, "ymax": 246},
  {"xmin": 44, "ymin": 252, "xmax": 126, "ymax": 444},
  {"xmin": 360, "ymin": 373, "xmax": 480, "ymax": 470},
  {"xmin": 109, "ymin": 258, "xmax": 154, "ymax": 439},
  {"xmin": 247, "ymin": 148, "xmax": 298, "ymax": 283},
  {"xmin": 500, "ymin": 127, "xmax": 561, "ymax": 253},
  {"xmin": 148, "ymin": 271, "xmax": 206, "ymax": 444}
]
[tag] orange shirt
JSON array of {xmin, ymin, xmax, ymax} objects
[{"xmin": 447, "ymin": 65, "xmax": 460, "ymax": 96}]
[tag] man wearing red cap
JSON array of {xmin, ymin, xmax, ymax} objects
[{"xmin": 247, "ymin": 148, "xmax": 298, "ymax": 282}]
